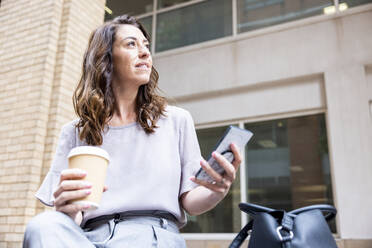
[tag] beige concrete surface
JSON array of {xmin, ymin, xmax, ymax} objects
[
  {"xmin": 154, "ymin": 5, "xmax": 372, "ymax": 240},
  {"xmin": 185, "ymin": 239, "xmax": 372, "ymax": 248}
]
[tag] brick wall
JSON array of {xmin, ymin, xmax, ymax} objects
[
  {"xmin": 0, "ymin": 0, "xmax": 105, "ymax": 247},
  {"xmin": 36, "ymin": 0, "xmax": 106, "ymax": 215}
]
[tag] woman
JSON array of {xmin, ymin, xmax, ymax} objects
[{"xmin": 23, "ymin": 15, "xmax": 242, "ymax": 247}]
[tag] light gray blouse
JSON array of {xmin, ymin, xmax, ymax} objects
[{"xmin": 35, "ymin": 105, "xmax": 202, "ymax": 228}]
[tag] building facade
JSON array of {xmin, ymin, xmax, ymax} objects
[{"xmin": 0, "ymin": 0, "xmax": 371, "ymax": 247}]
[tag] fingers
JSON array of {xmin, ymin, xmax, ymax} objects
[
  {"xmin": 211, "ymin": 152, "xmax": 236, "ymax": 181},
  {"xmin": 56, "ymin": 202, "xmax": 91, "ymax": 214},
  {"xmin": 54, "ymin": 168, "xmax": 91, "ymax": 201},
  {"xmin": 200, "ymin": 159, "xmax": 223, "ymax": 183},
  {"xmin": 59, "ymin": 168, "xmax": 87, "ymax": 183},
  {"xmin": 53, "ymin": 180, "xmax": 92, "ymax": 199},
  {"xmin": 190, "ymin": 176, "xmax": 229, "ymax": 194},
  {"xmin": 54, "ymin": 169, "xmax": 95, "ymax": 218},
  {"xmin": 230, "ymin": 143, "xmax": 242, "ymax": 169},
  {"xmin": 54, "ymin": 188, "xmax": 91, "ymax": 207},
  {"xmin": 193, "ymin": 143, "xmax": 242, "ymax": 195},
  {"xmin": 103, "ymin": 185, "xmax": 108, "ymax": 192}
]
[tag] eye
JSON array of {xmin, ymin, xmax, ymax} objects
[
  {"xmin": 127, "ymin": 41, "xmax": 136, "ymax": 47},
  {"xmin": 145, "ymin": 44, "xmax": 150, "ymax": 49}
]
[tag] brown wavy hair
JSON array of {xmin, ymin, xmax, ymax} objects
[{"xmin": 73, "ymin": 15, "xmax": 167, "ymax": 145}]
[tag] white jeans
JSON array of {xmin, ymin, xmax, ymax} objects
[{"xmin": 23, "ymin": 211, "xmax": 186, "ymax": 248}]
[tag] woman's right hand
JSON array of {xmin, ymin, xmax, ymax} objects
[{"xmin": 53, "ymin": 168, "xmax": 92, "ymax": 221}]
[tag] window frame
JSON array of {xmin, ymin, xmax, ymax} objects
[{"xmin": 127, "ymin": 0, "xmax": 345, "ymax": 54}]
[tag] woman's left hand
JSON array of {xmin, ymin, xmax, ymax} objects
[{"xmin": 190, "ymin": 143, "xmax": 242, "ymax": 198}]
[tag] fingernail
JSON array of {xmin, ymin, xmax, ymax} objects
[{"xmin": 85, "ymin": 190, "xmax": 91, "ymax": 195}]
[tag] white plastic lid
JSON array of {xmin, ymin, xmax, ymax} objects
[{"xmin": 67, "ymin": 146, "xmax": 110, "ymax": 162}]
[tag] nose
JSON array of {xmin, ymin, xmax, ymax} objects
[{"xmin": 138, "ymin": 44, "xmax": 150, "ymax": 58}]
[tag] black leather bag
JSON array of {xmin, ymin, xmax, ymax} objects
[{"xmin": 229, "ymin": 203, "xmax": 338, "ymax": 248}]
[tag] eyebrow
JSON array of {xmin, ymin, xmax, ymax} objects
[{"xmin": 122, "ymin": 36, "xmax": 149, "ymax": 43}]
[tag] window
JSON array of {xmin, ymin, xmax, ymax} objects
[
  {"xmin": 155, "ymin": 0, "xmax": 232, "ymax": 52},
  {"xmin": 138, "ymin": 16, "xmax": 153, "ymax": 41},
  {"xmin": 340, "ymin": 0, "xmax": 372, "ymax": 8},
  {"xmin": 158, "ymin": 0, "xmax": 194, "ymax": 9},
  {"xmin": 237, "ymin": 0, "xmax": 334, "ymax": 33},
  {"xmin": 105, "ymin": 0, "xmax": 372, "ymax": 53},
  {"xmin": 104, "ymin": 0, "xmax": 153, "ymax": 21},
  {"xmin": 184, "ymin": 114, "xmax": 335, "ymax": 233},
  {"xmin": 244, "ymin": 114, "xmax": 336, "ymax": 232}
]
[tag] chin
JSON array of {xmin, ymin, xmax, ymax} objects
[
  {"xmin": 138, "ymin": 78, "xmax": 151, "ymax": 86},
  {"xmin": 130, "ymin": 73, "xmax": 151, "ymax": 86}
]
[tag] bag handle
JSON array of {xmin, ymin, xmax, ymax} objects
[
  {"xmin": 288, "ymin": 204, "xmax": 337, "ymax": 222},
  {"xmin": 238, "ymin": 202, "xmax": 276, "ymax": 215},
  {"xmin": 239, "ymin": 203, "xmax": 336, "ymax": 221},
  {"xmin": 230, "ymin": 203, "xmax": 279, "ymax": 248},
  {"xmin": 229, "ymin": 220, "xmax": 253, "ymax": 248}
]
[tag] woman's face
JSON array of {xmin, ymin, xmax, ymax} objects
[{"xmin": 112, "ymin": 24, "xmax": 152, "ymax": 88}]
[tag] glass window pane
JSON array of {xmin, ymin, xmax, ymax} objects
[
  {"xmin": 104, "ymin": 0, "xmax": 154, "ymax": 21},
  {"xmin": 237, "ymin": 0, "xmax": 334, "ymax": 33},
  {"xmin": 244, "ymin": 114, "xmax": 336, "ymax": 232},
  {"xmin": 340, "ymin": 0, "xmax": 372, "ymax": 8},
  {"xmin": 181, "ymin": 125, "xmax": 241, "ymax": 233},
  {"xmin": 156, "ymin": 0, "xmax": 232, "ymax": 52},
  {"xmin": 158, "ymin": 0, "xmax": 194, "ymax": 9},
  {"xmin": 138, "ymin": 16, "xmax": 153, "ymax": 42}
]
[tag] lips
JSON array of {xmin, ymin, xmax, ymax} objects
[{"xmin": 135, "ymin": 62, "xmax": 150, "ymax": 69}]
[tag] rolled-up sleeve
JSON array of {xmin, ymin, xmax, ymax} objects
[
  {"xmin": 178, "ymin": 110, "xmax": 202, "ymax": 197},
  {"xmin": 35, "ymin": 123, "xmax": 75, "ymax": 206}
]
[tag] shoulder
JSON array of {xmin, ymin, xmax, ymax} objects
[
  {"xmin": 165, "ymin": 105, "xmax": 193, "ymax": 122},
  {"xmin": 60, "ymin": 119, "xmax": 80, "ymax": 135},
  {"xmin": 163, "ymin": 105, "xmax": 196, "ymax": 133}
]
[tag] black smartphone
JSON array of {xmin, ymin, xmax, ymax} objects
[{"xmin": 195, "ymin": 126, "xmax": 253, "ymax": 183}]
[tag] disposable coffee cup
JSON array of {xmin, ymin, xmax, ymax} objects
[{"xmin": 67, "ymin": 146, "xmax": 110, "ymax": 211}]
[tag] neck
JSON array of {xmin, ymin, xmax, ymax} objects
[{"xmin": 110, "ymin": 80, "xmax": 139, "ymax": 125}]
